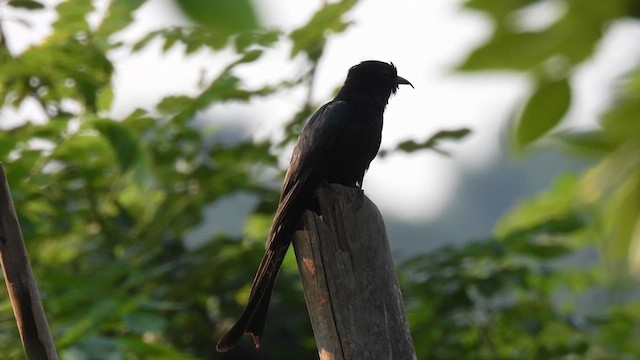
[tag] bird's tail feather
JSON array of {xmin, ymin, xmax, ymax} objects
[
  {"xmin": 216, "ymin": 173, "xmax": 310, "ymax": 352},
  {"xmin": 216, "ymin": 238, "xmax": 290, "ymax": 352}
]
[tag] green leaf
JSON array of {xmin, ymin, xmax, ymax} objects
[
  {"xmin": 464, "ymin": 0, "xmax": 535, "ymax": 18},
  {"xmin": 601, "ymin": 94, "xmax": 640, "ymax": 143},
  {"xmin": 514, "ymin": 77, "xmax": 571, "ymax": 149},
  {"xmin": 50, "ymin": 0, "xmax": 94, "ymax": 38},
  {"xmin": 599, "ymin": 171, "xmax": 640, "ymax": 268},
  {"xmin": 289, "ymin": 0, "xmax": 357, "ymax": 59},
  {"xmin": 93, "ymin": 119, "xmax": 139, "ymax": 172},
  {"xmin": 234, "ymin": 30, "xmax": 280, "ymax": 52},
  {"xmin": 131, "ymin": 148, "xmax": 155, "ymax": 190},
  {"xmin": 157, "ymin": 95, "xmax": 193, "ymax": 115},
  {"xmin": 237, "ymin": 49, "xmax": 263, "ymax": 64},
  {"xmin": 96, "ymin": 86, "xmax": 114, "ymax": 112},
  {"xmin": 7, "ymin": 0, "xmax": 45, "ymax": 10},
  {"xmin": 174, "ymin": 0, "xmax": 259, "ymax": 34},
  {"xmin": 459, "ymin": 0, "xmax": 624, "ymax": 71},
  {"xmin": 93, "ymin": 0, "xmax": 145, "ymax": 50},
  {"xmin": 386, "ymin": 128, "xmax": 471, "ymax": 157},
  {"xmin": 458, "ymin": 32, "xmax": 556, "ymax": 71},
  {"xmin": 629, "ymin": 217, "xmax": 640, "ymax": 275},
  {"xmin": 495, "ymin": 174, "xmax": 580, "ymax": 238},
  {"xmin": 132, "ymin": 27, "xmax": 228, "ymax": 53},
  {"xmin": 555, "ymin": 129, "xmax": 618, "ymax": 155}
]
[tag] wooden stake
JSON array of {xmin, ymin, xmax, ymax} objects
[
  {"xmin": 0, "ymin": 164, "xmax": 58, "ymax": 360},
  {"xmin": 293, "ymin": 184, "xmax": 416, "ymax": 360}
]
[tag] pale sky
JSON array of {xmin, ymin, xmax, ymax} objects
[{"xmin": 4, "ymin": 0, "xmax": 640, "ymax": 223}]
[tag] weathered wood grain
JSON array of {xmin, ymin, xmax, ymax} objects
[{"xmin": 293, "ymin": 184, "xmax": 415, "ymax": 360}]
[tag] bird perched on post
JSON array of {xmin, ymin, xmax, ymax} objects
[{"xmin": 216, "ymin": 60, "xmax": 412, "ymax": 352}]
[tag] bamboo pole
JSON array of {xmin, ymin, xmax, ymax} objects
[
  {"xmin": 0, "ymin": 164, "xmax": 58, "ymax": 360},
  {"xmin": 293, "ymin": 184, "xmax": 416, "ymax": 360}
]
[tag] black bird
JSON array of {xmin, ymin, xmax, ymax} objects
[{"xmin": 216, "ymin": 60, "xmax": 412, "ymax": 352}]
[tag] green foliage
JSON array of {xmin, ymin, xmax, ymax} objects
[
  {"xmin": 514, "ymin": 77, "xmax": 571, "ymax": 150},
  {"xmin": 403, "ymin": 174, "xmax": 640, "ymax": 358},
  {"xmin": 92, "ymin": 119, "xmax": 139, "ymax": 171},
  {"xmin": 495, "ymin": 174, "xmax": 582, "ymax": 239},
  {"xmin": 554, "ymin": 129, "xmax": 618, "ymax": 155},
  {"xmin": 51, "ymin": 0, "xmax": 93, "ymax": 35},
  {"xmin": 7, "ymin": 0, "xmax": 45, "ymax": 10},
  {"xmin": 445, "ymin": 1, "xmax": 640, "ymax": 358},
  {"xmin": 290, "ymin": 0, "xmax": 358, "ymax": 60},
  {"xmin": 460, "ymin": 0, "xmax": 625, "ymax": 71},
  {"xmin": 175, "ymin": 0, "xmax": 259, "ymax": 35},
  {"xmin": 93, "ymin": 0, "xmax": 146, "ymax": 51},
  {"xmin": 402, "ymin": 231, "xmax": 640, "ymax": 359},
  {"xmin": 460, "ymin": 0, "xmax": 640, "ymax": 274},
  {"xmin": 381, "ymin": 128, "xmax": 472, "ymax": 157}
]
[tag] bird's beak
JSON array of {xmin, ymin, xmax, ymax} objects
[{"xmin": 397, "ymin": 76, "xmax": 414, "ymax": 88}]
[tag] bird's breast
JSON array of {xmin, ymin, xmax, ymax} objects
[{"xmin": 322, "ymin": 113, "xmax": 383, "ymax": 186}]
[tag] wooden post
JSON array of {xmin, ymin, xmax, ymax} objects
[
  {"xmin": 292, "ymin": 184, "xmax": 416, "ymax": 360},
  {"xmin": 0, "ymin": 164, "xmax": 58, "ymax": 360}
]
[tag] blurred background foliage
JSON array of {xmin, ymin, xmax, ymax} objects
[{"xmin": 0, "ymin": 0, "xmax": 638, "ymax": 359}]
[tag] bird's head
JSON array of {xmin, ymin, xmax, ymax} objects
[{"xmin": 341, "ymin": 60, "xmax": 413, "ymax": 99}]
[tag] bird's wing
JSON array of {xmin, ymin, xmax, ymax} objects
[
  {"xmin": 266, "ymin": 99, "xmax": 352, "ymax": 248},
  {"xmin": 216, "ymin": 100, "xmax": 353, "ymax": 351}
]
